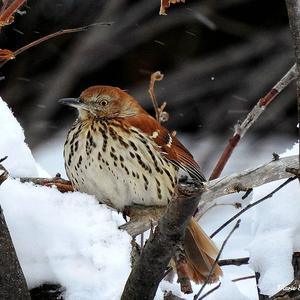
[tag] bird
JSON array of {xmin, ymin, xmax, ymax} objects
[{"xmin": 60, "ymin": 85, "xmax": 222, "ymax": 283}]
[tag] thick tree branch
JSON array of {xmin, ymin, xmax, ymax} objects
[
  {"xmin": 0, "ymin": 159, "xmax": 30, "ymax": 299},
  {"xmin": 286, "ymin": 0, "xmax": 300, "ymax": 174},
  {"xmin": 121, "ymin": 182, "xmax": 204, "ymax": 300}
]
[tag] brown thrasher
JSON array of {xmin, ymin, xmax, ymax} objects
[{"xmin": 60, "ymin": 86, "xmax": 222, "ymax": 283}]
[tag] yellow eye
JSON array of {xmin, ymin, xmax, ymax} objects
[{"xmin": 100, "ymin": 100, "xmax": 108, "ymax": 106}]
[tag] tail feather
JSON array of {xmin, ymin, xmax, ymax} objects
[{"xmin": 184, "ymin": 218, "xmax": 223, "ymax": 283}]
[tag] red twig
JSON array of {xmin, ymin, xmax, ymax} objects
[
  {"xmin": 19, "ymin": 177, "xmax": 73, "ymax": 193},
  {"xmin": 0, "ymin": 0, "xmax": 26, "ymax": 26},
  {"xmin": 209, "ymin": 64, "xmax": 297, "ymax": 180},
  {"xmin": 0, "ymin": 0, "xmax": 9, "ymax": 15},
  {"xmin": 0, "ymin": 22, "xmax": 113, "ymax": 68}
]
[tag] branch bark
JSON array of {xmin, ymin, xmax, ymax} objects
[
  {"xmin": 0, "ymin": 163, "xmax": 30, "ymax": 299},
  {"xmin": 286, "ymin": 0, "xmax": 300, "ymax": 176},
  {"xmin": 0, "ymin": 0, "xmax": 26, "ymax": 27},
  {"xmin": 20, "ymin": 176, "xmax": 74, "ymax": 193},
  {"xmin": 121, "ymin": 182, "xmax": 204, "ymax": 300}
]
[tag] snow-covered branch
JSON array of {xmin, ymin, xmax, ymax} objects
[
  {"xmin": 196, "ymin": 154, "xmax": 298, "ymax": 219},
  {"xmin": 120, "ymin": 155, "xmax": 298, "ymax": 236}
]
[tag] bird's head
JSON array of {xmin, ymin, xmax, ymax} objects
[{"xmin": 59, "ymin": 86, "xmax": 145, "ymax": 120}]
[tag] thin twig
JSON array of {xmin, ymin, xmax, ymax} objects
[
  {"xmin": 149, "ymin": 71, "xmax": 163, "ymax": 122},
  {"xmin": 194, "ymin": 219, "xmax": 241, "ymax": 300},
  {"xmin": 0, "ymin": 0, "xmax": 26, "ymax": 26},
  {"xmin": 210, "ymin": 176, "xmax": 297, "ymax": 238},
  {"xmin": 19, "ymin": 177, "xmax": 73, "ymax": 193},
  {"xmin": 0, "ymin": 0, "xmax": 9, "ymax": 15},
  {"xmin": 0, "ymin": 156, "xmax": 8, "ymax": 163},
  {"xmin": 218, "ymin": 257, "xmax": 249, "ymax": 266},
  {"xmin": 232, "ymin": 275, "xmax": 256, "ymax": 283},
  {"xmin": 209, "ymin": 64, "xmax": 297, "ymax": 180},
  {"xmin": 194, "ymin": 273, "xmax": 256, "ymax": 299},
  {"xmin": 196, "ymin": 283, "xmax": 221, "ymax": 300},
  {"xmin": 0, "ymin": 22, "xmax": 113, "ymax": 68},
  {"xmin": 148, "ymin": 71, "xmax": 169, "ymax": 123}
]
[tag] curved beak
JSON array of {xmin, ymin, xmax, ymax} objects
[{"xmin": 58, "ymin": 98, "xmax": 83, "ymax": 108}]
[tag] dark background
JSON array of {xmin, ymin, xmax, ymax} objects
[{"xmin": 0, "ymin": 0, "xmax": 297, "ymax": 151}]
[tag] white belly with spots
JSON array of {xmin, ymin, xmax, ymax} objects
[{"xmin": 64, "ymin": 119, "xmax": 177, "ymax": 211}]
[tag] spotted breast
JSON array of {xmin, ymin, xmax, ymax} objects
[{"xmin": 64, "ymin": 117, "xmax": 178, "ymax": 211}]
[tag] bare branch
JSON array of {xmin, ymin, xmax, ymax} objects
[
  {"xmin": 232, "ymin": 275, "xmax": 256, "ymax": 283},
  {"xmin": 196, "ymin": 283, "xmax": 221, "ymax": 300},
  {"xmin": 19, "ymin": 176, "xmax": 74, "ymax": 193},
  {"xmin": 210, "ymin": 176, "xmax": 297, "ymax": 238},
  {"xmin": 209, "ymin": 64, "xmax": 297, "ymax": 180},
  {"xmin": 148, "ymin": 71, "xmax": 169, "ymax": 123},
  {"xmin": 194, "ymin": 219, "xmax": 241, "ymax": 300},
  {"xmin": 0, "ymin": 23, "xmax": 113, "ymax": 68},
  {"xmin": 0, "ymin": 0, "xmax": 26, "ymax": 27},
  {"xmin": 218, "ymin": 257, "xmax": 249, "ymax": 267}
]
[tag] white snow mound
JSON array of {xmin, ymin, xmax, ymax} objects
[
  {"xmin": 0, "ymin": 179, "xmax": 131, "ymax": 300},
  {"xmin": 248, "ymin": 142, "xmax": 300, "ymax": 296},
  {"xmin": 0, "ymin": 98, "xmax": 38, "ymax": 177}
]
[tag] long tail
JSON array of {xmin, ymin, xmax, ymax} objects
[{"xmin": 183, "ymin": 218, "xmax": 223, "ymax": 283}]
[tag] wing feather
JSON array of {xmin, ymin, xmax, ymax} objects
[{"xmin": 122, "ymin": 114, "xmax": 206, "ymax": 182}]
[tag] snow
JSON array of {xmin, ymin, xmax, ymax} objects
[
  {"xmin": 34, "ymin": 131, "xmax": 67, "ymax": 178},
  {"xmin": 0, "ymin": 178, "xmax": 131, "ymax": 300},
  {"xmin": 0, "ymin": 95, "xmax": 299, "ymax": 300},
  {"xmin": 248, "ymin": 142, "xmax": 300, "ymax": 296},
  {"xmin": 0, "ymin": 99, "xmax": 38, "ymax": 177}
]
